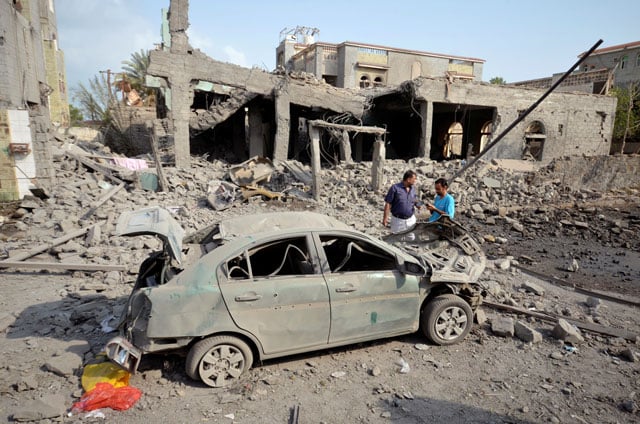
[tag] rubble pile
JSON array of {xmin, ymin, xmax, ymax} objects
[
  {"xmin": 1, "ymin": 134, "xmax": 640, "ymax": 423},
  {"xmin": 1, "ymin": 136, "xmax": 639, "ymax": 289}
]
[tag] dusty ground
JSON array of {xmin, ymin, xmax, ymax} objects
[
  {"xmin": 0, "ymin": 147, "xmax": 639, "ymax": 422},
  {"xmin": 0, "ymin": 258, "xmax": 639, "ymax": 423}
]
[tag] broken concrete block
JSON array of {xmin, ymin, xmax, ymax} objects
[
  {"xmin": 585, "ymin": 296, "xmax": 601, "ymax": 307},
  {"xmin": 521, "ymin": 281, "xmax": 545, "ymax": 296},
  {"xmin": 44, "ymin": 352, "xmax": 82, "ymax": 377},
  {"xmin": 475, "ymin": 308, "xmax": 487, "ymax": 325},
  {"xmin": 491, "ymin": 317, "xmax": 514, "ymax": 338},
  {"xmin": 514, "ymin": 320, "xmax": 542, "ymax": 343},
  {"xmin": 494, "ymin": 258, "xmax": 511, "ymax": 270},
  {"xmin": 620, "ymin": 348, "xmax": 638, "ymax": 362},
  {"xmin": 563, "ymin": 259, "xmax": 580, "ymax": 272},
  {"xmin": 482, "ymin": 177, "xmax": 501, "ymax": 189},
  {"xmin": 104, "ymin": 270, "xmax": 122, "ymax": 285},
  {"xmin": 497, "ymin": 207, "xmax": 508, "ymax": 217},
  {"xmin": 11, "ymin": 395, "xmax": 65, "ymax": 422},
  {"xmin": 512, "ymin": 222, "xmax": 524, "ymax": 232},
  {"xmin": 552, "ymin": 319, "xmax": 584, "ymax": 344},
  {"xmin": 85, "ymin": 224, "xmax": 102, "ymax": 247}
]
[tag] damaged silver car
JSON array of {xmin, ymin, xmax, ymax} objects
[{"xmin": 106, "ymin": 207, "xmax": 485, "ymax": 387}]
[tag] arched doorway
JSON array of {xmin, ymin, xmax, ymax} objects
[
  {"xmin": 524, "ymin": 121, "xmax": 546, "ymax": 161},
  {"xmin": 479, "ymin": 121, "xmax": 493, "ymax": 153},
  {"xmin": 443, "ymin": 122, "xmax": 463, "ymax": 158}
]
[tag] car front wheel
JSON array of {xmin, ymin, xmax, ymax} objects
[
  {"xmin": 185, "ymin": 335, "xmax": 253, "ymax": 387},
  {"xmin": 422, "ymin": 294, "xmax": 473, "ymax": 345}
]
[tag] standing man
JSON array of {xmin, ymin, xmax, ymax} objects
[
  {"xmin": 427, "ymin": 178, "xmax": 455, "ymax": 222},
  {"xmin": 383, "ymin": 170, "xmax": 419, "ymax": 233}
]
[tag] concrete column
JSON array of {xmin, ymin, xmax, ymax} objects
[
  {"xmin": 171, "ymin": 76, "xmax": 191, "ymax": 168},
  {"xmin": 371, "ymin": 136, "xmax": 385, "ymax": 192},
  {"xmin": 273, "ymin": 93, "xmax": 290, "ymax": 163},
  {"xmin": 309, "ymin": 125, "xmax": 322, "ymax": 201},
  {"xmin": 419, "ymin": 101, "xmax": 432, "ymax": 158},
  {"xmin": 339, "ymin": 130, "xmax": 352, "ymax": 163},
  {"xmin": 169, "ymin": 0, "xmax": 190, "ymax": 53},
  {"xmin": 315, "ymin": 46, "xmax": 323, "ymax": 80},
  {"xmin": 248, "ymin": 107, "xmax": 264, "ymax": 157}
]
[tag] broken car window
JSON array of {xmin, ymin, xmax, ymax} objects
[
  {"xmin": 320, "ymin": 236, "xmax": 396, "ymax": 272},
  {"xmin": 225, "ymin": 237, "xmax": 314, "ymax": 280}
]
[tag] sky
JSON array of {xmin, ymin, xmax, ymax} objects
[{"xmin": 56, "ymin": 0, "xmax": 640, "ymax": 100}]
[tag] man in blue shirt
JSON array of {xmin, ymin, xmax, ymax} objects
[
  {"xmin": 427, "ymin": 178, "xmax": 455, "ymax": 222},
  {"xmin": 383, "ymin": 170, "xmax": 419, "ymax": 233}
]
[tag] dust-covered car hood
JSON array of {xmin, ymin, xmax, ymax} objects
[
  {"xmin": 383, "ymin": 218, "xmax": 486, "ymax": 284},
  {"xmin": 116, "ymin": 206, "xmax": 186, "ymax": 265}
]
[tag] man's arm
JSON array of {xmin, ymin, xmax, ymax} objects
[{"xmin": 383, "ymin": 202, "xmax": 391, "ymax": 227}]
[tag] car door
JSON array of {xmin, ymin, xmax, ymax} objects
[
  {"xmin": 218, "ymin": 234, "xmax": 331, "ymax": 355},
  {"xmin": 314, "ymin": 232, "xmax": 421, "ymax": 344}
]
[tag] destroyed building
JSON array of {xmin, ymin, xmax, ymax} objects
[
  {"xmin": 148, "ymin": 0, "xmax": 616, "ymax": 170},
  {"xmin": 276, "ymin": 27, "xmax": 485, "ymax": 87},
  {"xmin": 0, "ymin": 0, "xmax": 70, "ymax": 201}
]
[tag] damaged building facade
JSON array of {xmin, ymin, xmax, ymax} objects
[
  {"xmin": 150, "ymin": 0, "xmax": 616, "ymax": 170},
  {"xmin": 0, "ymin": 0, "xmax": 70, "ymax": 201}
]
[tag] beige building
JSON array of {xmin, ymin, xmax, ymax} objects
[
  {"xmin": 276, "ymin": 29, "xmax": 484, "ymax": 89},
  {"xmin": 0, "ymin": 0, "xmax": 69, "ymax": 200}
]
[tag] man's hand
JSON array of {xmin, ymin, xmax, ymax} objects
[{"xmin": 426, "ymin": 203, "xmax": 436, "ymax": 212}]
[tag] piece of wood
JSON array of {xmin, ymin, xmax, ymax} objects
[
  {"xmin": 483, "ymin": 300, "xmax": 638, "ymax": 341},
  {"xmin": 65, "ymin": 151, "xmax": 125, "ymax": 185},
  {"xmin": 514, "ymin": 264, "xmax": 640, "ymax": 308},
  {"xmin": 81, "ymin": 182, "xmax": 126, "ymax": 220},
  {"xmin": 2, "ymin": 226, "xmax": 92, "ymax": 262},
  {"xmin": 309, "ymin": 126, "xmax": 321, "ymax": 201},
  {"xmin": 149, "ymin": 122, "xmax": 169, "ymax": 192},
  {"xmin": 0, "ymin": 261, "xmax": 126, "ymax": 272},
  {"xmin": 308, "ymin": 119, "xmax": 386, "ymax": 135}
]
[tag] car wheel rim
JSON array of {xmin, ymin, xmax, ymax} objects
[
  {"xmin": 199, "ymin": 344, "xmax": 245, "ymax": 387},
  {"xmin": 434, "ymin": 306, "xmax": 468, "ymax": 341}
]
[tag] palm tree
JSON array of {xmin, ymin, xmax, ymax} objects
[
  {"xmin": 71, "ymin": 74, "xmax": 113, "ymax": 122},
  {"xmin": 119, "ymin": 49, "xmax": 150, "ymax": 92}
]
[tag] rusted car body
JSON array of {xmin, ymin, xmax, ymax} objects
[{"xmin": 106, "ymin": 207, "xmax": 485, "ymax": 387}]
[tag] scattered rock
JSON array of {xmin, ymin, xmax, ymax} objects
[
  {"xmin": 563, "ymin": 259, "xmax": 580, "ymax": 272},
  {"xmin": 585, "ymin": 296, "xmax": 601, "ymax": 307},
  {"xmin": 494, "ymin": 258, "xmax": 511, "ymax": 270},
  {"xmin": 491, "ymin": 317, "xmax": 515, "ymax": 338},
  {"xmin": 514, "ymin": 320, "xmax": 542, "ymax": 343},
  {"xmin": 551, "ymin": 319, "xmax": 584, "ymax": 344},
  {"xmin": 521, "ymin": 281, "xmax": 545, "ymax": 296},
  {"xmin": 11, "ymin": 395, "xmax": 65, "ymax": 421},
  {"xmin": 44, "ymin": 351, "xmax": 82, "ymax": 377},
  {"xmin": 475, "ymin": 308, "xmax": 487, "ymax": 325}
]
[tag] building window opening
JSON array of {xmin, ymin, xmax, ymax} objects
[
  {"xmin": 523, "ymin": 120, "xmax": 546, "ymax": 161},
  {"xmin": 373, "ymin": 77, "xmax": 383, "ymax": 87},
  {"xmin": 443, "ymin": 122, "xmax": 463, "ymax": 158},
  {"xmin": 621, "ymin": 55, "xmax": 628, "ymax": 70},
  {"xmin": 360, "ymin": 75, "xmax": 371, "ymax": 88},
  {"xmin": 479, "ymin": 121, "xmax": 492, "ymax": 153}
]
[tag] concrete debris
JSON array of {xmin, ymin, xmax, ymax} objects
[
  {"xmin": 11, "ymin": 395, "xmax": 66, "ymax": 422},
  {"xmin": 228, "ymin": 156, "xmax": 275, "ymax": 186},
  {"xmin": 521, "ymin": 281, "xmax": 545, "ymax": 296},
  {"xmin": 491, "ymin": 317, "xmax": 515, "ymax": 338},
  {"xmin": 564, "ymin": 259, "xmax": 580, "ymax": 272},
  {"xmin": 514, "ymin": 320, "xmax": 543, "ymax": 343},
  {"xmin": 552, "ymin": 319, "xmax": 585, "ymax": 344}
]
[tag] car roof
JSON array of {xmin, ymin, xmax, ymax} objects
[{"xmin": 217, "ymin": 211, "xmax": 351, "ymax": 240}]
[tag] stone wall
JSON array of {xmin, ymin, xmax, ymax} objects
[
  {"xmin": 415, "ymin": 78, "xmax": 617, "ymax": 162},
  {"xmin": 547, "ymin": 155, "xmax": 640, "ymax": 191}
]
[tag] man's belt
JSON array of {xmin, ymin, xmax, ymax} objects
[{"xmin": 392, "ymin": 213, "xmax": 413, "ymax": 220}]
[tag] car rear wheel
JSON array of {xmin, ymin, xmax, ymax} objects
[
  {"xmin": 422, "ymin": 294, "xmax": 473, "ymax": 346},
  {"xmin": 185, "ymin": 336, "xmax": 253, "ymax": 387}
]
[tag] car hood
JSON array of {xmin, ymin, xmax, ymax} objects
[{"xmin": 116, "ymin": 206, "xmax": 185, "ymax": 265}]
